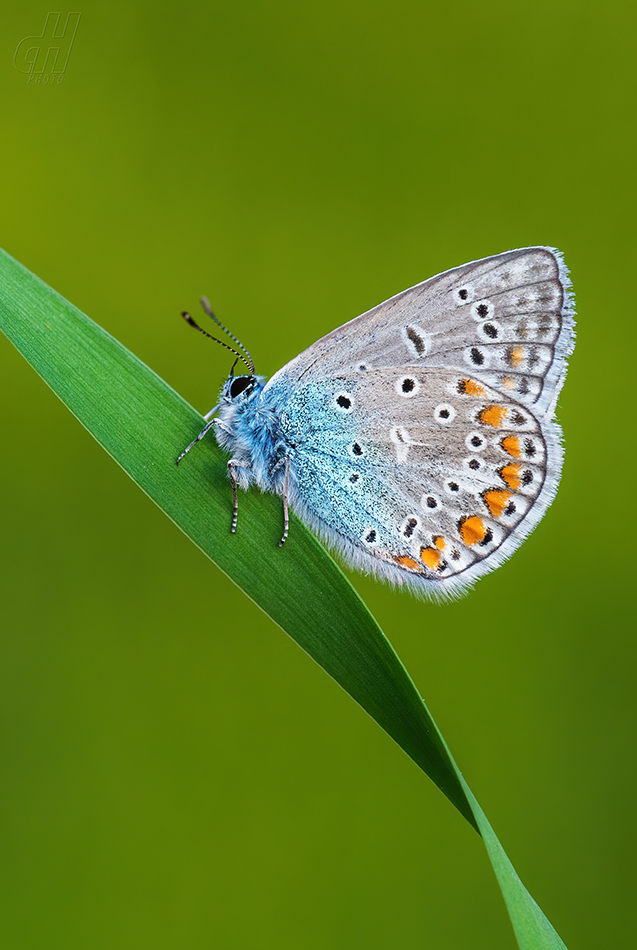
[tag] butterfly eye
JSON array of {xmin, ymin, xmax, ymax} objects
[{"xmin": 229, "ymin": 375, "xmax": 254, "ymax": 398}]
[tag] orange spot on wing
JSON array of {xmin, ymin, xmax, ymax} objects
[
  {"xmin": 458, "ymin": 515, "xmax": 487, "ymax": 546},
  {"xmin": 479, "ymin": 405, "xmax": 507, "ymax": 427},
  {"xmin": 509, "ymin": 346, "xmax": 524, "ymax": 367},
  {"xmin": 420, "ymin": 547, "xmax": 441, "ymax": 570},
  {"xmin": 501, "ymin": 435, "xmax": 521, "ymax": 458},
  {"xmin": 393, "ymin": 555, "xmax": 422, "ymax": 572},
  {"xmin": 483, "ymin": 489, "xmax": 512, "ymax": 518},
  {"xmin": 502, "ymin": 376, "xmax": 515, "ymax": 389},
  {"xmin": 433, "ymin": 535, "xmax": 446, "ymax": 550},
  {"xmin": 499, "ymin": 463, "xmax": 521, "ymax": 490},
  {"xmin": 460, "ymin": 378, "xmax": 485, "ymax": 396}
]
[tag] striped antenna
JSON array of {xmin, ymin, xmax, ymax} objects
[
  {"xmin": 199, "ymin": 296, "xmax": 255, "ymax": 375},
  {"xmin": 181, "ymin": 311, "xmax": 254, "ymax": 375}
]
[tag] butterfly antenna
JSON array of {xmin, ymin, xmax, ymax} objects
[
  {"xmin": 181, "ymin": 311, "xmax": 254, "ymax": 374},
  {"xmin": 199, "ymin": 296, "xmax": 255, "ymax": 375}
]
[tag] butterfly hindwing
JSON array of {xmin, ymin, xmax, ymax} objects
[{"xmin": 280, "ymin": 368, "xmax": 548, "ymax": 594}]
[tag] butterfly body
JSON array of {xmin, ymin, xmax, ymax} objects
[{"xmin": 187, "ymin": 247, "xmax": 575, "ymax": 599}]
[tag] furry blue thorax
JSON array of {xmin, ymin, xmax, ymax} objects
[{"xmin": 214, "ymin": 374, "xmax": 289, "ymax": 495}]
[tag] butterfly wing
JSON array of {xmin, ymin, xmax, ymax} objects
[{"xmin": 264, "ymin": 247, "xmax": 575, "ymax": 596}]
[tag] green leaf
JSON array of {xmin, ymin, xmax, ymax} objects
[{"xmin": 0, "ymin": 247, "xmax": 568, "ymax": 949}]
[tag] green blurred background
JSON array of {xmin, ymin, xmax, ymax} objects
[{"xmin": 1, "ymin": 1, "xmax": 635, "ymax": 947}]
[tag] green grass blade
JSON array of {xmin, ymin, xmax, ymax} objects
[{"xmin": 0, "ymin": 247, "xmax": 568, "ymax": 949}]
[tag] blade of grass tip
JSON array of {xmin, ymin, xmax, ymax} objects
[
  {"xmin": 0, "ymin": 247, "xmax": 569, "ymax": 949},
  {"xmin": 462, "ymin": 783, "xmax": 568, "ymax": 950}
]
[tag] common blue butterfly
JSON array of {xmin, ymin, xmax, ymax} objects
[{"xmin": 178, "ymin": 248, "xmax": 575, "ymax": 598}]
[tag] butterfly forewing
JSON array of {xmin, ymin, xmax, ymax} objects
[{"xmin": 268, "ymin": 247, "xmax": 572, "ymax": 417}]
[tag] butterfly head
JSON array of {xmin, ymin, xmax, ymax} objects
[{"xmin": 181, "ymin": 298, "xmax": 260, "ymax": 401}]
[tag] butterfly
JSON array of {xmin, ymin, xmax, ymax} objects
[{"xmin": 177, "ymin": 247, "xmax": 575, "ymax": 599}]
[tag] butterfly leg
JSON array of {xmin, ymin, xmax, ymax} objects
[
  {"xmin": 203, "ymin": 403, "xmax": 221, "ymax": 422},
  {"xmin": 227, "ymin": 459, "xmax": 245, "ymax": 534},
  {"xmin": 176, "ymin": 414, "xmax": 219, "ymax": 465},
  {"xmin": 279, "ymin": 456, "xmax": 290, "ymax": 548},
  {"xmin": 268, "ymin": 454, "xmax": 292, "ymax": 546}
]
